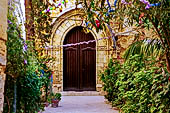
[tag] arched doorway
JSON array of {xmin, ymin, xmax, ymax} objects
[{"xmin": 63, "ymin": 26, "xmax": 96, "ymax": 91}]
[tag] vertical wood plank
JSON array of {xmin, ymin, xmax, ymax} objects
[{"xmin": 63, "ymin": 26, "xmax": 96, "ymax": 91}]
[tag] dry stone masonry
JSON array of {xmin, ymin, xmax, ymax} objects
[
  {"xmin": 37, "ymin": 0, "xmax": 136, "ymax": 94},
  {"xmin": 0, "ymin": 0, "xmax": 7, "ymax": 112},
  {"xmin": 45, "ymin": 7, "xmax": 135, "ymax": 93}
]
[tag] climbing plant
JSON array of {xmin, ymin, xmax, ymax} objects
[
  {"xmin": 4, "ymin": 1, "xmax": 53, "ymax": 113},
  {"xmin": 82, "ymin": 0, "xmax": 115, "ymax": 33},
  {"xmin": 6, "ymin": 2, "xmax": 27, "ymax": 112},
  {"xmin": 115, "ymin": 0, "xmax": 170, "ymax": 73},
  {"xmin": 26, "ymin": 0, "xmax": 53, "ymax": 47},
  {"xmin": 82, "ymin": 0, "xmax": 170, "ymax": 72}
]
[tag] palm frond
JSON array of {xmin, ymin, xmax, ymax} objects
[{"xmin": 123, "ymin": 38, "xmax": 164, "ymax": 60}]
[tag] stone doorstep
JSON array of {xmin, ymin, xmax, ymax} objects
[{"xmin": 60, "ymin": 91, "xmax": 102, "ymax": 96}]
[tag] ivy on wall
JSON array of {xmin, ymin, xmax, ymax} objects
[
  {"xmin": 4, "ymin": 0, "xmax": 53, "ymax": 113},
  {"xmin": 26, "ymin": 0, "xmax": 53, "ymax": 46}
]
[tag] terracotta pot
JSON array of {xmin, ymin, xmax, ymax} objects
[
  {"xmin": 51, "ymin": 99, "xmax": 60, "ymax": 107},
  {"xmin": 44, "ymin": 102, "xmax": 49, "ymax": 107}
]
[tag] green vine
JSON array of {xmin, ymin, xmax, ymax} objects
[
  {"xmin": 26, "ymin": 0, "xmax": 53, "ymax": 48},
  {"xmin": 4, "ymin": 1, "xmax": 53, "ymax": 113}
]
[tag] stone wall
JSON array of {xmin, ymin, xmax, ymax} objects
[
  {"xmin": 43, "ymin": 1, "xmax": 136, "ymax": 94},
  {"xmin": 13, "ymin": 0, "xmax": 26, "ymax": 40},
  {"xmin": 47, "ymin": 8, "xmax": 127, "ymax": 93},
  {"xmin": 0, "ymin": 0, "xmax": 7, "ymax": 112}
]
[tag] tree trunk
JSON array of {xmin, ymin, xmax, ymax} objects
[
  {"xmin": 45, "ymin": 83, "xmax": 48, "ymax": 101},
  {"xmin": 166, "ymin": 52, "xmax": 170, "ymax": 73},
  {"xmin": 13, "ymin": 79, "xmax": 17, "ymax": 113}
]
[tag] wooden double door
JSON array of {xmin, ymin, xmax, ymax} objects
[{"xmin": 63, "ymin": 26, "xmax": 96, "ymax": 91}]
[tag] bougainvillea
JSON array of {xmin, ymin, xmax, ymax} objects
[{"xmin": 82, "ymin": 0, "xmax": 170, "ymax": 72}]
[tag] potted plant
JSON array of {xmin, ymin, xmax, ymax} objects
[
  {"xmin": 51, "ymin": 92, "xmax": 62, "ymax": 108},
  {"xmin": 43, "ymin": 96, "xmax": 51, "ymax": 107}
]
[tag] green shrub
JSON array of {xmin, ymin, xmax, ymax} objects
[
  {"xmin": 4, "ymin": 41, "xmax": 52, "ymax": 113},
  {"xmin": 4, "ymin": 1, "xmax": 53, "ymax": 112},
  {"xmin": 100, "ymin": 55, "xmax": 170, "ymax": 113},
  {"xmin": 100, "ymin": 59, "xmax": 122, "ymax": 106},
  {"xmin": 55, "ymin": 93, "xmax": 62, "ymax": 100}
]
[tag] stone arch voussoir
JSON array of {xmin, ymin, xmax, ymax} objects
[{"xmin": 50, "ymin": 8, "xmax": 108, "ymax": 93}]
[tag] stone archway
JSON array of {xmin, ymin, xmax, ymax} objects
[{"xmin": 50, "ymin": 8, "xmax": 110, "ymax": 93}]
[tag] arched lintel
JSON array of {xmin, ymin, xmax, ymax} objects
[
  {"xmin": 51, "ymin": 8, "xmax": 101, "ymax": 47},
  {"xmin": 50, "ymin": 8, "xmax": 107, "ymax": 92},
  {"xmin": 60, "ymin": 25, "xmax": 98, "ymax": 46}
]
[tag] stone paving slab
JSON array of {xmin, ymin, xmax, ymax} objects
[
  {"xmin": 61, "ymin": 91, "xmax": 101, "ymax": 96},
  {"xmin": 42, "ymin": 96, "xmax": 118, "ymax": 113}
]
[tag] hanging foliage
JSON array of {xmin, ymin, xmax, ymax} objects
[
  {"xmin": 26, "ymin": 0, "xmax": 53, "ymax": 47},
  {"xmin": 82, "ymin": 0, "xmax": 115, "ymax": 32},
  {"xmin": 82, "ymin": 0, "xmax": 170, "ymax": 72},
  {"xmin": 4, "ymin": 1, "xmax": 53, "ymax": 113}
]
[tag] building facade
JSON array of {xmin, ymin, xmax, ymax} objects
[
  {"xmin": 0, "ymin": 0, "xmax": 7, "ymax": 112},
  {"xmin": 47, "ymin": 4, "xmax": 135, "ymax": 93},
  {"xmin": 27, "ymin": 0, "xmax": 136, "ymax": 94}
]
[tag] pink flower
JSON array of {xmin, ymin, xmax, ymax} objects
[
  {"xmin": 96, "ymin": 23, "xmax": 100, "ymax": 28},
  {"xmin": 140, "ymin": 13, "xmax": 145, "ymax": 17},
  {"xmin": 139, "ymin": 20, "xmax": 143, "ymax": 24},
  {"xmin": 168, "ymin": 76, "xmax": 170, "ymax": 81}
]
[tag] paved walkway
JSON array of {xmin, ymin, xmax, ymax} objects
[{"xmin": 43, "ymin": 96, "xmax": 119, "ymax": 113}]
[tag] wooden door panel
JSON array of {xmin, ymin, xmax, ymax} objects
[
  {"xmin": 63, "ymin": 48, "xmax": 79, "ymax": 91},
  {"xmin": 81, "ymin": 49, "xmax": 96, "ymax": 90},
  {"xmin": 63, "ymin": 26, "xmax": 96, "ymax": 91}
]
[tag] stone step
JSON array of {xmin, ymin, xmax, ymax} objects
[{"xmin": 60, "ymin": 91, "xmax": 102, "ymax": 96}]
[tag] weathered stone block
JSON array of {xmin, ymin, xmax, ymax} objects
[
  {"xmin": 48, "ymin": 8, "xmax": 136, "ymax": 94},
  {"xmin": 0, "ymin": 0, "xmax": 7, "ymax": 112},
  {"xmin": 0, "ymin": 66, "xmax": 6, "ymax": 112},
  {"xmin": 0, "ymin": 40, "xmax": 6, "ymax": 66}
]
